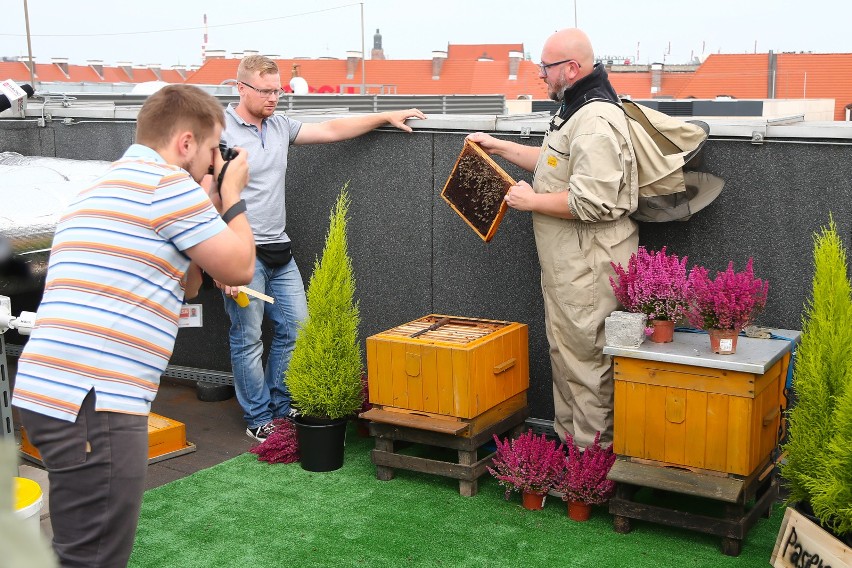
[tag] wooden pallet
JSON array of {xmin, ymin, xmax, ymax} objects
[
  {"xmin": 608, "ymin": 456, "xmax": 777, "ymax": 556},
  {"xmin": 361, "ymin": 391, "xmax": 529, "ymax": 496}
]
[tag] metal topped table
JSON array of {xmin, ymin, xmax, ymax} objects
[
  {"xmin": 604, "ymin": 329, "xmax": 800, "ymax": 374},
  {"xmin": 604, "ymin": 328, "xmax": 799, "ymax": 556}
]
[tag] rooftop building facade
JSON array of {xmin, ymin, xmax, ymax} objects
[{"xmin": 3, "ymin": 47, "xmax": 851, "ymax": 119}]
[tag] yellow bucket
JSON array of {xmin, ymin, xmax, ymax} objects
[{"xmin": 13, "ymin": 477, "xmax": 44, "ymax": 535}]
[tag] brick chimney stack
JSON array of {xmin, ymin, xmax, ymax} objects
[
  {"xmin": 508, "ymin": 50, "xmax": 523, "ymax": 80},
  {"xmin": 87, "ymin": 59, "xmax": 104, "ymax": 80},
  {"xmin": 51, "ymin": 57, "xmax": 69, "ymax": 78},
  {"xmin": 650, "ymin": 62, "xmax": 663, "ymax": 95},
  {"xmin": 147, "ymin": 63, "xmax": 162, "ymax": 81},
  {"xmin": 117, "ymin": 60, "xmax": 133, "ymax": 80},
  {"xmin": 346, "ymin": 50, "xmax": 362, "ymax": 80},
  {"xmin": 431, "ymin": 50, "xmax": 447, "ymax": 80}
]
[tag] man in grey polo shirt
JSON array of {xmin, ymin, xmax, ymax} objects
[{"xmin": 220, "ymin": 54, "xmax": 425, "ymax": 442}]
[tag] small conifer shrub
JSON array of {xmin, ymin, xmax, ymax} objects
[
  {"xmin": 782, "ymin": 217, "xmax": 852, "ymax": 536},
  {"xmin": 286, "ymin": 184, "xmax": 364, "ymax": 420}
]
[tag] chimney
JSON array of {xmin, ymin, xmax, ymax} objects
[
  {"xmin": 231, "ymin": 51, "xmax": 244, "ymax": 60},
  {"xmin": 204, "ymin": 49, "xmax": 226, "ymax": 62},
  {"xmin": 508, "ymin": 50, "xmax": 523, "ymax": 80},
  {"xmin": 650, "ymin": 62, "xmax": 663, "ymax": 95},
  {"xmin": 87, "ymin": 59, "xmax": 104, "ymax": 80},
  {"xmin": 145, "ymin": 63, "xmax": 162, "ymax": 81},
  {"xmin": 171, "ymin": 64, "xmax": 187, "ymax": 80},
  {"xmin": 346, "ymin": 50, "xmax": 362, "ymax": 80},
  {"xmin": 17, "ymin": 55, "xmax": 36, "ymax": 76},
  {"xmin": 264, "ymin": 54, "xmax": 281, "ymax": 60},
  {"xmin": 243, "ymin": 49, "xmax": 259, "ymax": 58},
  {"xmin": 431, "ymin": 50, "xmax": 447, "ymax": 80},
  {"xmin": 51, "ymin": 57, "xmax": 69, "ymax": 78},
  {"xmin": 117, "ymin": 60, "xmax": 133, "ymax": 80}
]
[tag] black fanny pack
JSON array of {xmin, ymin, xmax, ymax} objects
[{"xmin": 256, "ymin": 242, "xmax": 292, "ymax": 268}]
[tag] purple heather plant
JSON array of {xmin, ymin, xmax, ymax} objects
[
  {"xmin": 487, "ymin": 429, "xmax": 566, "ymax": 498},
  {"xmin": 686, "ymin": 258, "xmax": 769, "ymax": 331},
  {"xmin": 249, "ymin": 419, "xmax": 300, "ymax": 464},
  {"xmin": 610, "ymin": 246, "xmax": 690, "ymax": 322},
  {"xmin": 555, "ymin": 432, "xmax": 616, "ymax": 505}
]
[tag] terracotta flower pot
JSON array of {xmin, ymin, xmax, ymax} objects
[
  {"xmin": 568, "ymin": 500, "xmax": 592, "ymax": 521},
  {"xmin": 649, "ymin": 319, "xmax": 674, "ymax": 343},
  {"xmin": 521, "ymin": 490, "xmax": 546, "ymax": 510},
  {"xmin": 708, "ymin": 328, "xmax": 739, "ymax": 354}
]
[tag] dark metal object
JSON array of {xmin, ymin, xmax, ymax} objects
[{"xmin": 409, "ymin": 316, "xmax": 451, "ymax": 338}]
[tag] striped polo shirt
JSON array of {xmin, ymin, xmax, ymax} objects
[{"xmin": 12, "ymin": 144, "xmax": 226, "ymax": 422}]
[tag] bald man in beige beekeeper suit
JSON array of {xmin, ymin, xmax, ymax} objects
[{"xmin": 467, "ymin": 28, "xmax": 639, "ymax": 448}]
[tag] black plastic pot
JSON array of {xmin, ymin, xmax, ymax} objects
[
  {"xmin": 793, "ymin": 501, "xmax": 852, "ymax": 547},
  {"xmin": 294, "ymin": 416, "xmax": 348, "ymax": 472}
]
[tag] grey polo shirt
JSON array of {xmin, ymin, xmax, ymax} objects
[{"xmin": 221, "ymin": 104, "xmax": 302, "ymax": 244}]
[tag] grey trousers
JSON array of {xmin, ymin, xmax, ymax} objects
[{"xmin": 18, "ymin": 390, "xmax": 148, "ymax": 568}]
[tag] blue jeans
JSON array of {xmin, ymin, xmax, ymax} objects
[{"xmin": 223, "ymin": 257, "xmax": 308, "ymax": 429}]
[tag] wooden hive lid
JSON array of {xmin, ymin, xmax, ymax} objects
[{"xmin": 381, "ymin": 315, "xmax": 510, "ymax": 345}]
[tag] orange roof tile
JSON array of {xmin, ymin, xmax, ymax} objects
[
  {"xmin": 32, "ymin": 63, "xmax": 72, "ymax": 82},
  {"xmin": 102, "ymin": 66, "xmax": 133, "ymax": 83},
  {"xmin": 22, "ymin": 51, "xmax": 852, "ymax": 120},
  {"xmin": 675, "ymin": 54, "xmax": 770, "ymax": 99},
  {"xmin": 774, "ymin": 54, "xmax": 852, "ymax": 120},
  {"xmin": 675, "ymin": 53, "xmax": 852, "ymax": 120},
  {"xmin": 447, "ymin": 44, "xmax": 525, "ymax": 61},
  {"xmin": 66, "ymin": 65, "xmax": 103, "ymax": 82},
  {"xmin": 607, "ymin": 71, "xmax": 694, "ymax": 99},
  {"xmin": 0, "ymin": 62, "xmax": 33, "ymax": 83},
  {"xmin": 187, "ymin": 58, "xmax": 549, "ymax": 98},
  {"xmin": 158, "ymin": 69, "xmax": 186, "ymax": 83}
]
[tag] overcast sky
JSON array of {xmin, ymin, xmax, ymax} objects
[{"xmin": 1, "ymin": 0, "xmax": 847, "ymax": 68}]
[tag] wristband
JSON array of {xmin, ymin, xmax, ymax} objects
[{"xmin": 222, "ymin": 199, "xmax": 247, "ymax": 224}]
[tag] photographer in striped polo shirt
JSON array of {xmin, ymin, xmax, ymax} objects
[{"xmin": 12, "ymin": 85, "xmax": 256, "ymax": 568}]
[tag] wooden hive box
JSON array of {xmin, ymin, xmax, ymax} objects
[
  {"xmin": 146, "ymin": 413, "xmax": 194, "ymax": 462},
  {"xmin": 20, "ymin": 412, "xmax": 194, "ymax": 465},
  {"xmin": 612, "ymin": 353, "xmax": 789, "ymax": 476},
  {"xmin": 366, "ymin": 314, "xmax": 529, "ymax": 419},
  {"xmin": 441, "ymin": 140, "xmax": 516, "ymax": 242}
]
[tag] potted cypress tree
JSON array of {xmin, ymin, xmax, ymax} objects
[
  {"xmin": 780, "ymin": 218, "xmax": 852, "ymax": 549},
  {"xmin": 286, "ymin": 185, "xmax": 364, "ymax": 472}
]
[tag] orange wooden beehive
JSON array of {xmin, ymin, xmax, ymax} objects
[
  {"xmin": 441, "ymin": 140, "xmax": 516, "ymax": 242},
  {"xmin": 366, "ymin": 315, "xmax": 529, "ymax": 419},
  {"xmin": 612, "ymin": 353, "xmax": 789, "ymax": 476},
  {"xmin": 20, "ymin": 412, "xmax": 194, "ymax": 464}
]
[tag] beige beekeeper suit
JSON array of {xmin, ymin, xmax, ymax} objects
[{"xmin": 532, "ymin": 100, "xmax": 639, "ymax": 448}]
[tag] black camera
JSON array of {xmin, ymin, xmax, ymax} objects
[{"xmin": 219, "ymin": 142, "xmax": 238, "ymax": 161}]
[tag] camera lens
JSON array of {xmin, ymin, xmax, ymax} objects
[{"xmin": 219, "ymin": 142, "xmax": 237, "ymax": 161}]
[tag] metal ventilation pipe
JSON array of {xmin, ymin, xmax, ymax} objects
[{"xmin": 767, "ymin": 50, "xmax": 777, "ymax": 99}]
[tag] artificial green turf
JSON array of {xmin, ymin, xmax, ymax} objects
[{"xmin": 129, "ymin": 425, "xmax": 783, "ymax": 567}]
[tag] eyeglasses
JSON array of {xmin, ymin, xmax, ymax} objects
[
  {"xmin": 239, "ymin": 81, "xmax": 282, "ymax": 98},
  {"xmin": 539, "ymin": 59, "xmax": 581, "ymax": 75}
]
